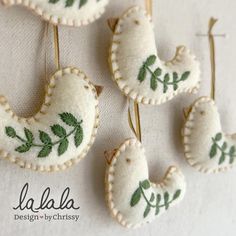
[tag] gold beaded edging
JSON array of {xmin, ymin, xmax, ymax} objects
[{"xmin": 0, "ymin": 67, "xmax": 99, "ymax": 172}]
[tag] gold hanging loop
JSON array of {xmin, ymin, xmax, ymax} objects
[
  {"xmin": 44, "ymin": 22, "xmax": 49, "ymax": 82},
  {"xmin": 126, "ymin": 0, "xmax": 153, "ymax": 142},
  {"xmin": 145, "ymin": 0, "xmax": 153, "ymax": 17},
  {"xmin": 208, "ymin": 18, "xmax": 218, "ymax": 101},
  {"xmin": 183, "ymin": 18, "xmax": 226, "ymax": 119},
  {"xmin": 53, "ymin": 25, "xmax": 61, "ymax": 70}
]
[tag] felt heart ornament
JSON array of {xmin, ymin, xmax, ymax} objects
[
  {"xmin": 109, "ymin": 6, "xmax": 201, "ymax": 105},
  {"xmin": 182, "ymin": 96, "xmax": 236, "ymax": 173},
  {"xmin": 0, "ymin": 67, "xmax": 99, "ymax": 172},
  {"xmin": 105, "ymin": 139, "xmax": 186, "ymax": 228},
  {"xmin": 1, "ymin": 0, "xmax": 109, "ymax": 27}
]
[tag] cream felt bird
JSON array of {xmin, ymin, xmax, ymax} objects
[
  {"xmin": 105, "ymin": 139, "xmax": 186, "ymax": 228},
  {"xmin": 182, "ymin": 18, "xmax": 235, "ymax": 174},
  {"xmin": 183, "ymin": 97, "xmax": 236, "ymax": 173},
  {"xmin": 0, "ymin": 68, "xmax": 99, "ymax": 172},
  {"xmin": 109, "ymin": 6, "xmax": 201, "ymax": 105},
  {"xmin": 1, "ymin": 0, "xmax": 109, "ymax": 27}
]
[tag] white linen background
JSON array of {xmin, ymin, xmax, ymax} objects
[{"xmin": 0, "ymin": 0, "xmax": 235, "ymax": 235}]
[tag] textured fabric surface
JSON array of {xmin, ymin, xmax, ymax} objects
[
  {"xmin": 110, "ymin": 6, "xmax": 200, "ymax": 105},
  {"xmin": 0, "ymin": 0, "xmax": 236, "ymax": 235},
  {"xmin": 183, "ymin": 96, "xmax": 236, "ymax": 173},
  {"xmin": 2, "ymin": 0, "xmax": 109, "ymax": 26},
  {"xmin": 105, "ymin": 139, "xmax": 185, "ymax": 228},
  {"xmin": 0, "ymin": 68, "xmax": 99, "ymax": 170}
]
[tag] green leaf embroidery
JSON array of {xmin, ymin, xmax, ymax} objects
[
  {"xmin": 173, "ymin": 189, "xmax": 181, "ymax": 200},
  {"xmin": 5, "ymin": 127, "xmax": 16, "ymax": 138},
  {"xmin": 39, "ymin": 131, "xmax": 52, "ymax": 145},
  {"xmin": 130, "ymin": 188, "xmax": 141, "ymax": 207},
  {"xmin": 215, "ymin": 133, "xmax": 222, "ymax": 141},
  {"xmin": 130, "ymin": 180, "xmax": 181, "ymax": 218},
  {"xmin": 137, "ymin": 55, "xmax": 191, "ymax": 93},
  {"xmin": 209, "ymin": 132, "xmax": 236, "ymax": 165},
  {"xmin": 49, "ymin": 0, "xmax": 99, "ymax": 9},
  {"xmin": 219, "ymin": 154, "xmax": 225, "ymax": 165},
  {"xmin": 74, "ymin": 126, "xmax": 83, "ymax": 147},
  {"xmin": 79, "ymin": 0, "xmax": 87, "ymax": 8},
  {"xmin": 38, "ymin": 145, "xmax": 52, "ymax": 158},
  {"xmin": 49, "ymin": 0, "xmax": 60, "ymax": 3},
  {"xmin": 15, "ymin": 144, "xmax": 31, "ymax": 153},
  {"xmin": 164, "ymin": 192, "xmax": 170, "ymax": 210},
  {"xmin": 145, "ymin": 55, "xmax": 156, "ymax": 66},
  {"xmin": 210, "ymin": 144, "xmax": 217, "ymax": 158},
  {"xmin": 150, "ymin": 193, "xmax": 155, "ymax": 202},
  {"xmin": 151, "ymin": 75, "xmax": 157, "ymax": 91},
  {"xmin": 155, "ymin": 194, "xmax": 161, "ymax": 215},
  {"xmin": 58, "ymin": 139, "xmax": 69, "ymax": 156},
  {"xmin": 51, "ymin": 124, "xmax": 66, "ymax": 138},
  {"xmin": 143, "ymin": 205, "xmax": 151, "ymax": 218},
  {"xmin": 24, "ymin": 128, "xmax": 34, "ymax": 143},
  {"xmin": 60, "ymin": 112, "xmax": 79, "ymax": 127},
  {"xmin": 140, "ymin": 180, "xmax": 151, "ymax": 189},
  {"xmin": 66, "ymin": 0, "xmax": 74, "ymax": 7},
  {"xmin": 181, "ymin": 71, "xmax": 190, "ymax": 81},
  {"xmin": 154, "ymin": 68, "xmax": 162, "ymax": 77},
  {"xmin": 5, "ymin": 112, "xmax": 83, "ymax": 158},
  {"xmin": 138, "ymin": 66, "xmax": 147, "ymax": 82}
]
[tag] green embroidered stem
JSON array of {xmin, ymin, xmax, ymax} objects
[
  {"xmin": 209, "ymin": 132, "xmax": 236, "ymax": 165},
  {"xmin": 49, "ymin": 0, "xmax": 100, "ymax": 9},
  {"xmin": 137, "ymin": 55, "xmax": 190, "ymax": 93},
  {"xmin": 14, "ymin": 126, "xmax": 79, "ymax": 147},
  {"xmin": 130, "ymin": 180, "xmax": 181, "ymax": 218},
  {"xmin": 5, "ymin": 112, "xmax": 84, "ymax": 158}
]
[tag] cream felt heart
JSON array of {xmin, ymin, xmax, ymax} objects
[
  {"xmin": 109, "ymin": 6, "xmax": 201, "ymax": 105},
  {"xmin": 105, "ymin": 139, "xmax": 186, "ymax": 228},
  {"xmin": 0, "ymin": 67, "xmax": 99, "ymax": 172},
  {"xmin": 2, "ymin": 0, "xmax": 109, "ymax": 27},
  {"xmin": 182, "ymin": 96, "xmax": 236, "ymax": 173}
]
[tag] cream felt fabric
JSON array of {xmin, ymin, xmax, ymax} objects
[
  {"xmin": 105, "ymin": 139, "xmax": 186, "ymax": 229},
  {"xmin": 2, "ymin": 0, "xmax": 109, "ymax": 26},
  {"xmin": 109, "ymin": 6, "xmax": 201, "ymax": 105},
  {"xmin": 183, "ymin": 96, "xmax": 236, "ymax": 173},
  {"xmin": 0, "ymin": 67, "xmax": 99, "ymax": 172}
]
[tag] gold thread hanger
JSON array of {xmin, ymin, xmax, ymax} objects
[
  {"xmin": 105, "ymin": 0, "xmax": 152, "ymax": 164},
  {"xmin": 46, "ymin": 24, "xmax": 103, "ymax": 95},
  {"xmin": 107, "ymin": 0, "xmax": 153, "ymax": 143},
  {"xmin": 183, "ymin": 18, "xmax": 226, "ymax": 118},
  {"xmin": 53, "ymin": 25, "xmax": 61, "ymax": 71},
  {"xmin": 127, "ymin": 0, "xmax": 153, "ymax": 142}
]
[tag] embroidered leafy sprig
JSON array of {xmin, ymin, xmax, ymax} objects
[
  {"xmin": 5, "ymin": 113, "xmax": 83, "ymax": 158},
  {"xmin": 130, "ymin": 180, "xmax": 181, "ymax": 218},
  {"xmin": 49, "ymin": 0, "xmax": 100, "ymax": 8},
  {"xmin": 209, "ymin": 132, "xmax": 236, "ymax": 165},
  {"xmin": 138, "ymin": 55, "xmax": 190, "ymax": 93}
]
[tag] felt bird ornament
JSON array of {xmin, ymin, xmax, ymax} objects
[
  {"xmin": 183, "ymin": 97, "xmax": 236, "ymax": 173},
  {"xmin": 109, "ymin": 6, "xmax": 200, "ymax": 105},
  {"xmin": 182, "ymin": 18, "xmax": 236, "ymax": 174},
  {"xmin": 0, "ymin": 68, "xmax": 99, "ymax": 172},
  {"xmin": 105, "ymin": 139, "xmax": 186, "ymax": 228},
  {"xmin": 1, "ymin": 0, "xmax": 109, "ymax": 26}
]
